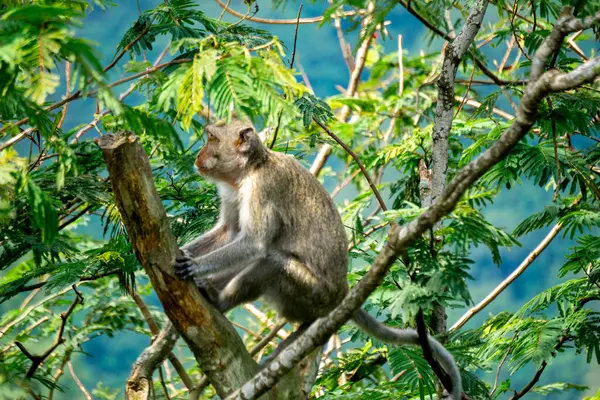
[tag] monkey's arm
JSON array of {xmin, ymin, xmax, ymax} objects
[
  {"xmin": 181, "ymin": 224, "xmax": 229, "ymax": 257},
  {"xmin": 175, "ymin": 235, "xmax": 264, "ymax": 279},
  {"xmin": 176, "ymin": 204, "xmax": 279, "ymax": 280}
]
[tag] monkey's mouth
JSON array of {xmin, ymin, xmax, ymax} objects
[{"xmin": 194, "ymin": 164, "xmax": 210, "ymax": 176}]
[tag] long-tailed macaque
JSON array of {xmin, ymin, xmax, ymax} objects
[{"xmin": 175, "ymin": 119, "xmax": 462, "ymax": 399}]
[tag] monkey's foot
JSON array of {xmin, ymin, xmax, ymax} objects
[{"xmin": 174, "ymin": 250, "xmax": 196, "ymax": 280}]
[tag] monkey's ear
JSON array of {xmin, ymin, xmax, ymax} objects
[{"xmin": 237, "ymin": 127, "xmax": 255, "ymax": 152}]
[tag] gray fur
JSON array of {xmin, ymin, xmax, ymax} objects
[{"xmin": 175, "ymin": 119, "xmax": 462, "ymax": 399}]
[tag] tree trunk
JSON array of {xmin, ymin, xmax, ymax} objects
[{"xmin": 96, "ymin": 134, "xmax": 259, "ymax": 398}]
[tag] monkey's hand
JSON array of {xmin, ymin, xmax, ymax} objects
[{"xmin": 174, "ymin": 249, "xmax": 197, "ymax": 280}]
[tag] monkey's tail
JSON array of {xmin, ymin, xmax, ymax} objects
[{"xmin": 353, "ymin": 309, "xmax": 462, "ymax": 400}]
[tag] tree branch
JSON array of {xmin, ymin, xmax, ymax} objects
[
  {"xmin": 418, "ymin": 0, "xmax": 488, "ymax": 392},
  {"xmin": 288, "ymin": 4, "xmax": 303, "ymax": 70},
  {"xmin": 530, "ymin": 10, "xmax": 600, "ymax": 81},
  {"xmin": 397, "ymin": 0, "xmax": 520, "ymax": 86},
  {"xmin": 314, "ymin": 118, "xmax": 387, "ymax": 212},
  {"xmin": 310, "ymin": 2, "xmax": 375, "ymax": 176},
  {"xmin": 214, "ymin": 0, "xmax": 364, "ymax": 25},
  {"xmin": 510, "ymin": 334, "xmax": 570, "ymax": 399},
  {"xmin": 128, "ymin": 288, "xmax": 196, "ymax": 393},
  {"xmin": 126, "ymin": 321, "xmax": 179, "ymax": 400},
  {"xmin": 104, "ymin": 18, "xmax": 154, "ymax": 73},
  {"xmin": 15, "ymin": 285, "xmax": 83, "ymax": 378},
  {"xmin": 67, "ymin": 361, "xmax": 93, "ymax": 400},
  {"xmin": 16, "ymin": 269, "xmax": 120, "ymax": 294},
  {"xmin": 449, "ymin": 205, "xmax": 574, "ymax": 332}
]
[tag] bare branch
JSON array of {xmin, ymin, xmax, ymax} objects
[
  {"xmin": 451, "ymin": 198, "xmax": 580, "ymax": 332},
  {"xmin": 310, "ymin": 2, "xmax": 375, "ymax": 176},
  {"xmin": 288, "ymin": 4, "xmax": 303, "ymax": 70},
  {"xmin": 244, "ymin": 304, "xmax": 289, "ymax": 339},
  {"xmin": 214, "ymin": 0, "xmax": 364, "ymax": 25},
  {"xmin": 249, "ymin": 321, "xmax": 287, "ymax": 357},
  {"xmin": 314, "ymin": 119, "xmax": 387, "ymax": 212},
  {"xmin": 510, "ymin": 335, "xmax": 570, "ymax": 399},
  {"xmin": 68, "ymin": 361, "xmax": 93, "ymax": 400},
  {"xmin": 15, "ymin": 286, "xmax": 82, "ymax": 378},
  {"xmin": 490, "ymin": 335, "xmax": 516, "ymax": 397},
  {"xmin": 126, "ymin": 321, "xmax": 179, "ymax": 400}
]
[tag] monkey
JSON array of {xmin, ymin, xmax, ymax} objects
[{"xmin": 175, "ymin": 118, "xmax": 462, "ymax": 400}]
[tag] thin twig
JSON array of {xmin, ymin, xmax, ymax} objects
[
  {"xmin": 218, "ymin": 0, "xmax": 231, "ymax": 21},
  {"xmin": 68, "ymin": 361, "xmax": 93, "ymax": 400},
  {"xmin": 510, "ymin": 335, "xmax": 570, "ymax": 399},
  {"xmin": 16, "ymin": 285, "xmax": 82, "ymax": 378},
  {"xmin": 158, "ymin": 365, "xmax": 172, "ymax": 400},
  {"xmin": 244, "ymin": 304, "xmax": 289, "ymax": 339},
  {"xmin": 0, "ymin": 286, "xmax": 73, "ymax": 340},
  {"xmin": 330, "ymin": 0, "xmax": 354, "ymax": 72},
  {"xmin": 48, "ymin": 352, "xmax": 70, "ymax": 400},
  {"xmin": 17, "ymin": 269, "xmax": 119, "ymax": 293},
  {"xmin": 314, "ymin": 118, "xmax": 387, "ymax": 212},
  {"xmin": 214, "ymin": 0, "xmax": 364, "ymax": 25},
  {"xmin": 1, "ymin": 42, "xmax": 272, "ymax": 141},
  {"xmin": 72, "ymin": 42, "xmax": 172, "ymax": 143},
  {"xmin": 398, "ymin": 35, "xmax": 404, "ymax": 96},
  {"xmin": 289, "ymin": 4, "xmax": 303, "ymax": 69},
  {"xmin": 249, "ymin": 321, "xmax": 287, "ymax": 357},
  {"xmin": 104, "ymin": 19, "xmax": 154, "ymax": 72},
  {"xmin": 56, "ymin": 61, "xmax": 71, "ymax": 129},
  {"xmin": 310, "ymin": 2, "xmax": 375, "ymax": 176},
  {"xmin": 490, "ymin": 335, "xmax": 515, "ymax": 397},
  {"xmin": 451, "ymin": 197, "xmax": 582, "ymax": 332},
  {"xmin": 331, "ymin": 169, "xmax": 361, "ymax": 198}
]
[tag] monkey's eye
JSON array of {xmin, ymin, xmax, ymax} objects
[{"xmin": 207, "ymin": 132, "xmax": 218, "ymax": 142}]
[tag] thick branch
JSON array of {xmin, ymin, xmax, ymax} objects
[
  {"xmin": 420, "ymin": 1, "xmax": 488, "ymax": 388},
  {"xmin": 126, "ymin": 321, "xmax": 179, "ymax": 400},
  {"xmin": 96, "ymin": 134, "xmax": 258, "ymax": 398}
]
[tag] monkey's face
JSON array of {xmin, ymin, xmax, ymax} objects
[{"xmin": 195, "ymin": 120, "xmax": 257, "ymax": 185}]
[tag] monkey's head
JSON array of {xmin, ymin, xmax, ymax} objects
[{"xmin": 195, "ymin": 119, "xmax": 265, "ymax": 184}]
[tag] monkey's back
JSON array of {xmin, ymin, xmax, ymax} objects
[{"xmin": 251, "ymin": 151, "xmax": 349, "ymax": 307}]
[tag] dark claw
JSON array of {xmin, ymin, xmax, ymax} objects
[{"xmin": 174, "ymin": 250, "xmax": 196, "ymax": 280}]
